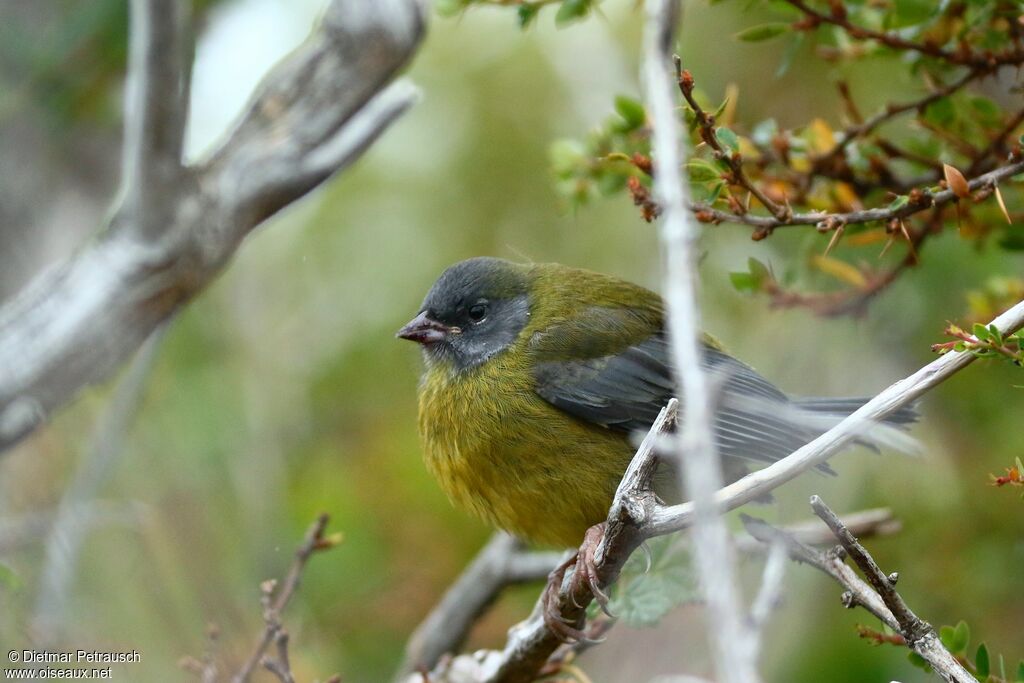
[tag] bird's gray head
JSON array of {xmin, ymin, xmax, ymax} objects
[{"xmin": 396, "ymin": 257, "xmax": 532, "ymax": 372}]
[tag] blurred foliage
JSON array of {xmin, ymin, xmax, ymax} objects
[
  {"xmin": 0, "ymin": 0, "xmax": 221, "ymax": 129},
  {"xmin": 0, "ymin": 1, "xmax": 1022, "ymax": 683}
]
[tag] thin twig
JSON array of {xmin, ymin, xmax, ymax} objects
[
  {"xmin": 692, "ymin": 156, "xmax": 1024, "ymax": 231},
  {"xmin": 784, "ymin": 0, "xmax": 1024, "ymax": 68},
  {"xmin": 676, "ymin": 66, "xmax": 787, "ymax": 220},
  {"xmin": 809, "ymin": 496, "xmax": 930, "ymax": 641},
  {"xmin": 744, "ymin": 497, "xmax": 975, "ymax": 683},
  {"xmin": 812, "ymin": 69, "xmax": 984, "ymax": 170},
  {"xmin": 394, "ymin": 533, "xmax": 564, "ymax": 680},
  {"xmin": 231, "ymin": 514, "xmax": 335, "ymax": 683}
]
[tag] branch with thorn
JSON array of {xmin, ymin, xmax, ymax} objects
[
  {"xmin": 783, "ymin": 0, "xmax": 1024, "ymax": 69},
  {"xmin": 742, "ymin": 496, "xmax": 974, "ymax": 683}
]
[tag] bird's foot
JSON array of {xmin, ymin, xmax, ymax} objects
[{"xmin": 541, "ymin": 522, "xmax": 612, "ymax": 643}]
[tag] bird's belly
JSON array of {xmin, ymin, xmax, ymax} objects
[{"xmin": 417, "ymin": 371, "xmax": 631, "ymax": 547}]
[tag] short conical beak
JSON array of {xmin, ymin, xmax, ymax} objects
[{"xmin": 396, "ymin": 311, "xmax": 451, "ymax": 345}]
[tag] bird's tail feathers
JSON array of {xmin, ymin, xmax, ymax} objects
[{"xmin": 793, "ymin": 397, "xmax": 919, "ymax": 426}]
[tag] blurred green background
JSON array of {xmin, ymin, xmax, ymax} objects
[{"xmin": 0, "ymin": 1, "xmax": 1022, "ymax": 681}]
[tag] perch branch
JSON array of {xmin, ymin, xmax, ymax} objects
[
  {"xmin": 399, "ymin": 507, "xmax": 898, "ymax": 680},
  {"xmin": 436, "ymin": 295, "xmax": 1024, "ymax": 683},
  {"xmin": 0, "ymin": 0, "xmax": 426, "ymax": 455},
  {"xmin": 647, "ymin": 296, "xmax": 1024, "ymax": 536}
]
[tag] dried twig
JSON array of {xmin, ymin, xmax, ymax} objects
[
  {"xmin": 743, "ymin": 496, "xmax": 975, "ymax": 683},
  {"xmin": 784, "ymin": 0, "xmax": 1024, "ymax": 68},
  {"xmin": 231, "ymin": 513, "xmax": 338, "ymax": 683},
  {"xmin": 692, "ymin": 157, "xmax": 1024, "ymax": 231}
]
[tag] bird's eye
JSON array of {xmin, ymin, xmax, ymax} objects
[{"xmin": 468, "ymin": 302, "xmax": 488, "ymax": 324}]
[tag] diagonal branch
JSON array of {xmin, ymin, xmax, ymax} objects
[
  {"xmin": 394, "ymin": 533, "xmax": 565, "ymax": 681},
  {"xmin": 0, "ymin": 0, "xmax": 426, "ymax": 455},
  {"xmin": 647, "ymin": 297, "xmax": 1024, "ymax": 536},
  {"xmin": 744, "ymin": 498, "xmax": 974, "ymax": 683}
]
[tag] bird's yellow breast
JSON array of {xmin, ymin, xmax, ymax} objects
[{"xmin": 417, "ymin": 351, "xmax": 632, "ymax": 547}]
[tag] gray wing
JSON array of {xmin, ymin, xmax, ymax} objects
[{"xmin": 532, "ymin": 333, "xmax": 829, "ymax": 469}]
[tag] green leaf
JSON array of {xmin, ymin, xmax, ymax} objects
[
  {"xmin": 975, "ymin": 643, "xmax": 990, "ymax": 679},
  {"xmin": 973, "ymin": 323, "xmax": 991, "ymax": 342},
  {"xmin": 775, "ymin": 31, "xmax": 805, "ymax": 78},
  {"xmin": 609, "ymin": 536, "xmax": 698, "ymax": 627},
  {"xmin": 889, "ymin": 0, "xmax": 939, "ymax": 28},
  {"xmin": 747, "ymin": 256, "xmax": 771, "ymax": 282},
  {"xmin": 549, "ymin": 138, "xmax": 586, "ymax": 174},
  {"xmin": 614, "ymin": 95, "xmax": 647, "ymax": 131},
  {"xmin": 952, "ymin": 620, "xmax": 971, "ymax": 654},
  {"xmin": 1015, "ymin": 659, "xmax": 1024, "ymax": 682},
  {"xmin": 716, "ymin": 127, "xmax": 740, "ymax": 153},
  {"xmin": 940, "ymin": 624, "xmax": 957, "ymax": 650},
  {"xmin": 998, "ymin": 228, "xmax": 1024, "ymax": 251},
  {"xmin": 517, "ymin": 4, "xmax": 541, "ymax": 29},
  {"xmin": 686, "ymin": 159, "xmax": 721, "ymax": 183},
  {"xmin": 735, "ymin": 22, "xmax": 791, "ymax": 42},
  {"xmin": 988, "ymin": 324, "xmax": 1003, "ymax": 346},
  {"xmin": 888, "ymin": 195, "xmax": 910, "ymax": 211},
  {"xmin": 729, "ymin": 258, "xmax": 771, "ymax": 292},
  {"xmin": 970, "ymin": 96, "xmax": 1003, "ymax": 127},
  {"xmin": 923, "ymin": 97, "xmax": 956, "ymax": 128},
  {"xmin": 555, "ymin": 0, "xmax": 590, "ymax": 27}
]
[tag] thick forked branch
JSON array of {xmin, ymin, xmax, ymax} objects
[{"xmin": 0, "ymin": 0, "xmax": 426, "ymax": 453}]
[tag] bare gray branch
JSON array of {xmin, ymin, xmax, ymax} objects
[{"xmin": 0, "ymin": 0, "xmax": 426, "ymax": 454}]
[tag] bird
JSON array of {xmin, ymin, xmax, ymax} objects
[{"xmin": 397, "ymin": 256, "xmax": 915, "ymax": 637}]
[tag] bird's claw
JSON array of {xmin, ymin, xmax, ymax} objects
[{"xmin": 541, "ymin": 522, "xmax": 614, "ymax": 643}]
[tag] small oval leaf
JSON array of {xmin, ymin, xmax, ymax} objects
[
  {"xmin": 944, "ymin": 164, "xmax": 971, "ymax": 199},
  {"xmin": 735, "ymin": 22, "xmax": 791, "ymax": 42}
]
